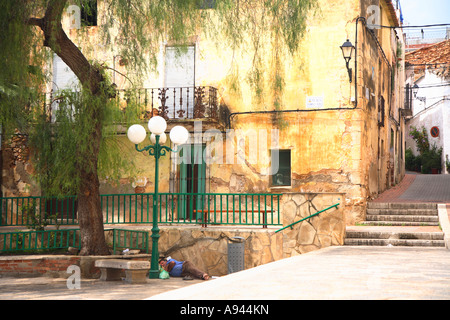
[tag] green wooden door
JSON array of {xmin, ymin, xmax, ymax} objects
[{"xmin": 178, "ymin": 144, "xmax": 206, "ymax": 219}]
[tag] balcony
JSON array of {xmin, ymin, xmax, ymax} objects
[{"xmin": 116, "ymin": 86, "xmax": 219, "ymax": 121}]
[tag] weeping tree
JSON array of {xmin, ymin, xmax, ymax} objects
[{"xmin": 0, "ymin": 0, "xmax": 317, "ymax": 255}]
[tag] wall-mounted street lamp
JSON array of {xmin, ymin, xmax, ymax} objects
[
  {"xmin": 127, "ymin": 116, "xmax": 189, "ymax": 279},
  {"xmin": 340, "ymin": 39, "xmax": 355, "ymax": 83},
  {"xmin": 413, "ymin": 84, "xmax": 419, "ymax": 98},
  {"xmin": 413, "ymin": 84, "xmax": 426, "ymax": 103}
]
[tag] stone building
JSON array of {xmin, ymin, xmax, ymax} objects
[{"xmin": 1, "ymin": 0, "xmax": 408, "ymax": 274}]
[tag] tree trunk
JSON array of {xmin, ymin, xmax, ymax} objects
[
  {"xmin": 78, "ymin": 161, "xmax": 110, "ymax": 255},
  {"xmin": 29, "ymin": 0, "xmax": 110, "ymax": 255}
]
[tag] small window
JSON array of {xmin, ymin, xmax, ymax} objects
[
  {"xmin": 271, "ymin": 149, "xmax": 291, "ymax": 187},
  {"xmin": 81, "ymin": 0, "xmax": 97, "ymax": 27}
]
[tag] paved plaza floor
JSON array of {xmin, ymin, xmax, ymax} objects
[
  {"xmin": 0, "ymin": 246, "xmax": 448, "ymax": 301},
  {"xmin": 0, "ymin": 172, "xmax": 449, "ymax": 303}
]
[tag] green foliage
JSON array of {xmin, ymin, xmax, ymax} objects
[
  {"xmin": 446, "ymin": 155, "xmax": 450, "ymax": 173},
  {"xmin": 405, "ymin": 148, "xmax": 421, "ymax": 172},
  {"xmin": 409, "ymin": 126, "xmax": 430, "ymax": 155},
  {"xmin": 2, "ymin": 0, "xmax": 318, "ymax": 198},
  {"xmin": 0, "ymin": 0, "xmax": 48, "ymax": 136},
  {"xmin": 21, "ymin": 200, "xmax": 60, "ymax": 231},
  {"xmin": 409, "ymin": 126, "xmax": 442, "ymax": 174},
  {"xmin": 103, "ymin": 0, "xmax": 318, "ymax": 99},
  {"xmin": 421, "ymin": 144, "xmax": 442, "ymax": 174},
  {"xmin": 29, "ymin": 83, "xmax": 142, "ymax": 196}
]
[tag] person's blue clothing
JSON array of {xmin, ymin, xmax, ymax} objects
[{"xmin": 167, "ymin": 258, "xmax": 183, "ymax": 277}]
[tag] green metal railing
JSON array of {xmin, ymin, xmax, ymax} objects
[
  {"xmin": 0, "ymin": 195, "xmax": 78, "ymax": 227},
  {"xmin": 1, "ymin": 193, "xmax": 281, "ymax": 228},
  {"xmin": 0, "ymin": 228, "xmax": 149, "ymax": 254},
  {"xmin": 101, "ymin": 192, "xmax": 281, "ymax": 227},
  {"xmin": 110, "ymin": 228, "xmax": 149, "ymax": 254},
  {"xmin": 0, "ymin": 228, "xmax": 80, "ymax": 253},
  {"xmin": 275, "ymin": 203, "xmax": 340, "ymax": 234}
]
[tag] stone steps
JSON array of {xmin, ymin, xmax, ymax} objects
[
  {"xmin": 345, "ymin": 202, "xmax": 445, "ymax": 247},
  {"xmin": 345, "ymin": 230, "xmax": 445, "ymax": 247},
  {"xmin": 363, "ymin": 202, "xmax": 439, "ymax": 226}
]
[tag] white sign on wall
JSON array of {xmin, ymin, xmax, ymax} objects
[{"xmin": 306, "ymin": 96, "xmax": 324, "ymax": 109}]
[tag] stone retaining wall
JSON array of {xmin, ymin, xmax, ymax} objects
[
  {"xmin": 0, "ymin": 192, "xmax": 347, "ymax": 278},
  {"xmin": 156, "ymin": 192, "xmax": 346, "ymax": 276}
]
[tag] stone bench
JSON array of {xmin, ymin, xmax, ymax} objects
[{"xmin": 95, "ymin": 259, "xmax": 150, "ymax": 284}]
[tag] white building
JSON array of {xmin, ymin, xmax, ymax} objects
[{"xmin": 405, "ymin": 40, "xmax": 450, "ymax": 173}]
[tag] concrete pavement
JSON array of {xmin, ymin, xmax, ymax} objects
[
  {"xmin": 1, "ymin": 172, "xmax": 449, "ymax": 301},
  {"xmin": 0, "ymin": 274, "xmax": 205, "ymax": 300},
  {"xmin": 1, "ymin": 246, "xmax": 448, "ymax": 300},
  {"xmin": 148, "ymin": 246, "xmax": 450, "ymax": 300}
]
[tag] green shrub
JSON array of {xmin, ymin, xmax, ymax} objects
[
  {"xmin": 409, "ymin": 126, "xmax": 442, "ymax": 174},
  {"xmin": 421, "ymin": 144, "xmax": 442, "ymax": 174},
  {"xmin": 405, "ymin": 148, "xmax": 421, "ymax": 172}
]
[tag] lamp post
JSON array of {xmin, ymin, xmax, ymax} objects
[
  {"xmin": 412, "ymin": 84, "xmax": 426, "ymax": 104},
  {"xmin": 340, "ymin": 39, "xmax": 355, "ymax": 83},
  {"xmin": 127, "ymin": 116, "xmax": 189, "ymax": 279}
]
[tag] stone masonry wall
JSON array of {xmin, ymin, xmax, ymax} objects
[{"xmin": 155, "ymin": 192, "xmax": 346, "ymax": 277}]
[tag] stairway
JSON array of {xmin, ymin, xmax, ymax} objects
[
  {"xmin": 363, "ymin": 202, "xmax": 440, "ymax": 226},
  {"xmin": 345, "ymin": 202, "xmax": 445, "ymax": 247}
]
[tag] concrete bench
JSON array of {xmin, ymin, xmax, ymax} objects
[{"xmin": 95, "ymin": 259, "xmax": 150, "ymax": 284}]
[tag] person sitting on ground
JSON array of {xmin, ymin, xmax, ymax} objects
[{"xmin": 159, "ymin": 257, "xmax": 210, "ymax": 280}]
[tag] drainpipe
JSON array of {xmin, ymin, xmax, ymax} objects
[{"xmin": 227, "ymin": 105, "xmax": 359, "ymax": 129}]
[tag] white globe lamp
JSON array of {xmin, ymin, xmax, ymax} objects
[
  {"xmin": 148, "ymin": 116, "xmax": 167, "ymax": 135},
  {"xmin": 169, "ymin": 126, "xmax": 189, "ymax": 145},
  {"xmin": 127, "ymin": 124, "xmax": 147, "ymax": 144},
  {"xmin": 150, "ymin": 132, "xmax": 167, "ymax": 145}
]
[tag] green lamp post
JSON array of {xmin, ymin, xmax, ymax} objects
[{"xmin": 127, "ymin": 116, "xmax": 189, "ymax": 279}]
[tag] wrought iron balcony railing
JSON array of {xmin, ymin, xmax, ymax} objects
[{"xmin": 116, "ymin": 86, "xmax": 219, "ymax": 121}]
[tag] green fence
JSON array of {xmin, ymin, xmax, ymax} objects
[
  {"xmin": 101, "ymin": 192, "xmax": 281, "ymax": 227},
  {"xmin": 0, "ymin": 195, "xmax": 78, "ymax": 227},
  {"xmin": 1, "ymin": 193, "xmax": 281, "ymax": 228},
  {"xmin": 110, "ymin": 228, "xmax": 149, "ymax": 254},
  {"xmin": 0, "ymin": 228, "xmax": 149, "ymax": 254},
  {"xmin": 0, "ymin": 228, "xmax": 80, "ymax": 253}
]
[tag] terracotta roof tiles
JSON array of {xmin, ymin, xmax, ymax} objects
[{"xmin": 405, "ymin": 39, "xmax": 450, "ymax": 79}]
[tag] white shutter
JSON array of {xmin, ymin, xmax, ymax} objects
[
  {"xmin": 164, "ymin": 46, "xmax": 195, "ymax": 118},
  {"xmin": 51, "ymin": 54, "xmax": 79, "ymax": 122},
  {"xmin": 52, "ymin": 54, "xmax": 79, "ymax": 91}
]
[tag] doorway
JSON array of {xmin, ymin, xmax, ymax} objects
[{"xmin": 178, "ymin": 144, "xmax": 206, "ymax": 220}]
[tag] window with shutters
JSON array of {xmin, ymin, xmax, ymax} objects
[
  {"xmin": 271, "ymin": 149, "xmax": 291, "ymax": 187},
  {"xmin": 378, "ymin": 95, "xmax": 385, "ymax": 127}
]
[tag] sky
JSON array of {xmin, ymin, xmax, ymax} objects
[
  {"xmin": 399, "ymin": 0, "xmax": 450, "ymax": 38},
  {"xmin": 400, "ymin": 0, "xmax": 450, "ymax": 25}
]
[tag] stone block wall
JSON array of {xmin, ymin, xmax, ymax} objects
[
  {"xmin": 154, "ymin": 192, "xmax": 346, "ymax": 277},
  {"xmin": 279, "ymin": 192, "xmax": 345, "ymax": 256},
  {"xmin": 157, "ymin": 226, "xmax": 284, "ymax": 276}
]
